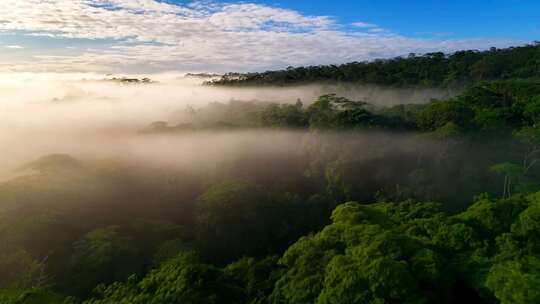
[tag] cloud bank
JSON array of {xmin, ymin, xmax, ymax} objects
[{"xmin": 0, "ymin": 0, "xmax": 519, "ymax": 73}]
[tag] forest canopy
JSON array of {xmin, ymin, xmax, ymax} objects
[
  {"xmin": 208, "ymin": 43, "xmax": 540, "ymax": 87},
  {"xmin": 1, "ymin": 44, "xmax": 540, "ymax": 304}
]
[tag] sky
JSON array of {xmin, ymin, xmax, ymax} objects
[{"xmin": 0, "ymin": 0, "xmax": 538, "ymax": 74}]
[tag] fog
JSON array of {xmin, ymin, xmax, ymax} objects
[{"xmin": 0, "ymin": 73, "xmax": 451, "ymax": 181}]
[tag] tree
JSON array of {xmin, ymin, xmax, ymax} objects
[
  {"xmin": 305, "ymin": 94, "xmax": 376, "ymax": 130},
  {"xmin": 486, "ymin": 258, "xmax": 540, "ymax": 304},
  {"xmin": 490, "ymin": 163, "xmax": 523, "ymax": 198},
  {"xmin": 84, "ymin": 251, "xmax": 240, "ymax": 304},
  {"xmin": 305, "ymin": 95, "xmax": 339, "ymax": 129},
  {"xmin": 195, "ymin": 180, "xmax": 272, "ymax": 262},
  {"xmin": 224, "ymin": 256, "xmax": 281, "ymax": 304},
  {"xmin": 270, "ymin": 202, "xmax": 452, "ymax": 304},
  {"xmin": 0, "ymin": 250, "xmax": 45, "ymax": 289},
  {"xmin": 210, "ymin": 44, "xmax": 540, "ymax": 87},
  {"xmin": 68, "ymin": 226, "xmax": 141, "ymax": 296},
  {"xmin": 513, "ymin": 126, "xmax": 540, "ymax": 175},
  {"xmin": 416, "ymin": 99, "xmax": 473, "ymax": 131},
  {"xmin": 258, "ymin": 103, "xmax": 306, "ymax": 128}
]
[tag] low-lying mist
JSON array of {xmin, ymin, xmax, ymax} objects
[{"xmin": 0, "ymin": 72, "xmax": 452, "ymax": 178}]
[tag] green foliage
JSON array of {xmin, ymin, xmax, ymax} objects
[
  {"xmin": 416, "ymin": 99, "xmax": 473, "ymax": 131},
  {"xmin": 511, "ymin": 199, "xmax": 540, "ymax": 241},
  {"xmin": 0, "ymin": 250, "xmax": 45, "ymax": 289},
  {"xmin": 195, "ymin": 180, "xmax": 272, "ymax": 262},
  {"xmin": 83, "ymin": 251, "xmax": 239, "ymax": 304},
  {"xmin": 270, "ymin": 201, "xmax": 452, "ymax": 304},
  {"xmin": 258, "ymin": 101, "xmax": 307, "ymax": 128},
  {"xmin": 0, "ymin": 288, "xmax": 68, "ymax": 304},
  {"xmin": 490, "ymin": 163, "xmax": 523, "ymax": 176},
  {"xmin": 486, "ymin": 258, "xmax": 540, "ymax": 304},
  {"xmin": 305, "ymin": 94, "xmax": 340, "ymax": 129},
  {"xmin": 458, "ymin": 195, "xmax": 529, "ymax": 235},
  {"xmin": 4, "ymin": 181, "xmax": 540, "ymax": 303},
  {"xmin": 141, "ymin": 79, "xmax": 540, "ymax": 137},
  {"xmin": 68, "ymin": 226, "xmax": 142, "ymax": 296},
  {"xmin": 1, "ymin": 211, "xmax": 72, "ymax": 260},
  {"xmin": 224, "ymin": 256, "xmax": 281, "ymax": 304},
  {"xmin": 305, "ymin": 94, "xmax": 397, "ymax": 130},
  {"xmin": 152, "ymin": 239, "xmax": 194, "ymax": 266},
  {"xmin": 522, "ymin": 95, "xmax": 540, "ymax": 124},
  {"xmin": 270, "ymin": 194, "xmax": 540, "ymax": 303},
  {"xmin": 490, "ymin": 163, "xmax": 524, "ymax": 197},
  {"xmin": 209, "ymin": 43, "xmax": 540, "ymax": 87},
  {"xmin": 514, "ymin": 126, "xmax": 540, "ymax": 147},
  {"xmin": 484, "ymin": 194, "xmax": 540, "ymax": 303}
]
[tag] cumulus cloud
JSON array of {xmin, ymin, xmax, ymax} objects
[{"xmin": 0, "ymin": 0, "xmax": 519, "ymax": 73}]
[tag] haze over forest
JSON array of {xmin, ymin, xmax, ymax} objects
[{"xmin": 1, "ymin": 1, "xmax": 540, "ymax": 304}]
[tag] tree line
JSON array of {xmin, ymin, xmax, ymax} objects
[{"xmin": 208, "ymin": 43, "xmax": 540, "ymax": 87}]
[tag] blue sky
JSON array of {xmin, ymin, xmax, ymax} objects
[
  {"xmin": 0, "ymin": 0, "xmax": 537, "ymax": 73},
  {"xmin": 250, "ymin": 0, "xmax": 540, "ymax": 40}
]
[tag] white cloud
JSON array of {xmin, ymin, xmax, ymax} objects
[
  {"xmin": 0, "ymin": 0, "xmax": 519, "ymax": 73},
  {"xmin": 5, "ymin": 45, "xmax": 24, "ymax": 49},
  {"xmin": 368, "ymin": 28, "xmax": 386, "ymax": 33},
  {"xmin": 351, "ymin": 22, "xmax": 378, "ymax": 28}
]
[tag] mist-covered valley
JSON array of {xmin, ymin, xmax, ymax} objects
[{"xmin": 2, "ymin": 43, "xmax": 540, "ymax": 304}]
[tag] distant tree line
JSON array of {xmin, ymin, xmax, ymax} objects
[
  {"xmin": 208, "ymin": 43, "xmax": 540, "ymax": 87},
  {"xmin": 146, "ymin": 79, "xmax": 540, "ymax": 137}
]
